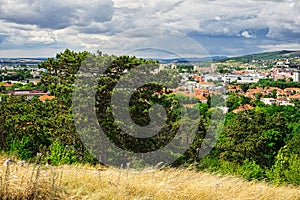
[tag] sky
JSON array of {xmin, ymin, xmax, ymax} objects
[{"xmin": 0, "ymin": 0, "xmax": 300, "ymax": 58}]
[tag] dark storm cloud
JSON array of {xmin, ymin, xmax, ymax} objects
[
  {"xmin": 0, "ymin": 0, "xmax": 114, "ymax": 29},
  {"xmin": 0, "ymin": 0, "xmax": 300, "ymax": 57}
]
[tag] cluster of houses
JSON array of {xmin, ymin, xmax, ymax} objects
[
  {"xmin": 213, "ymin": 68, "xmax": 300, "ymax": 84},
  {"xmin": 156, "ymin": 57, "xmax": 300, "ymax": 113},
  {"xmin": 0, "ymin": 60, "xmax": 54, "ymax": 103},
  {"xmin": 228, "ymin": 85, "xmax": 300, "ymax": 106},
  {"xmin": 154, "ymin": 62, "xmax": 300, "ymax": 112},
  {"xmin": 174, "ymin": 82, "xmax": 300, "ymax": 112},
  {"xmin": 0, "ymin": 64, "xmax": 44, "ymax": 84},
  {"xmin": 0, "ymin": 83, "xmax": 55, "ymax": 102},
  {"xmin": 176, "ymin": 74, "xmax": 225, "ymax": 103},
  {"xmin": 1, "ymin": 58, "xmax": 300, "ymax": 112},
  {"xmin": 227, "ymin": 85, "xmax": 300, "ymax": 113}
]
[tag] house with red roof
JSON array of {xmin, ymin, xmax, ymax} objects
[{"xmin": 232, "ymin": 104, "xmax": 254, "ymax": 113}]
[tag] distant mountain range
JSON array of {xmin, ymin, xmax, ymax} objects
[
  {"xmin": 225, "ymin": 50, "xmax": 300, "ymax": 63},
  {"xmin": 150, "ymin": 50, "xmax": 300, "ymax": 64},
  {"xmin": 0, "ymin": 58, "xmax": 48, "ymax": 61},
  {"xmin": 0, "ymin": 58, "xmax": 48, "ymax": 66},
  {"xmin": 153, "ymin": 56, "xmax": 229, "ymax": 63},
  {"xmin": 1, "ymin": 50, "xmax": 300, "ymax": 65}
]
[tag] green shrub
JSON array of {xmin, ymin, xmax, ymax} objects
[
  {"xmin": 266, "ymin": 147, "xmax": 300, "ymax": 185},
  {"xmin": 8, "ymin": 136, "xmax": 35, "ymax": 160},
  {"xmin": 198, "ymin": 156, "xmax": 238, "ymax": 175},
  {"xmin": 198, "ymin": 156, "xmax": 221, "ymax": 172},
  {"xmin": 47, "ymin": 140, "xmax": 77, "ymax": 165},
  {"xmin": 284, "ymin": 154, "xmax": 300, "ymax": 186},
  {"xmin": 219, "ymin": 161, "xmax": 238, "ymax": 175},
  {"xmin": 238, "ymin": 159, "xmax": 264, "ymax": 180}
]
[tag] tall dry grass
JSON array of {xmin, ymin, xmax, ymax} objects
[{"xmin": 0, "ymin": 159, "xmax": 300, "ymax": 199}]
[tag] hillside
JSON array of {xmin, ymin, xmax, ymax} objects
[
  {"xmin": 223, "ymin": 50, "xmax": 300, "ymax": 63},
  {"xmin": 151, "ymin": 50, "xmax": 300, "ymax": 64},
  {"xmin": 1, "ymin": 161, "xmax": 300, "ymax": 200}
]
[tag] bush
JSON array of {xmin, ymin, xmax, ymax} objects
[
  {"xmin": 238, "ymin": 159, "xmax": 264, "ymax": 180},
  {"xmin": 266, "ymin": 147, "xmax": 300, "ymax": 185},
  {"xmin": 47, "ymin": 140, "xmax": 77, "ymax": 165},
  {"xmin": 198, "ymin": 156, "xmax": 221, "ymax": 172},
  {"xmin": 8, "ymin": 136, "xmax": 35, "ymax": 160},
  {"xmin": 284, "ymin": 154, "xmax": 300, "ymax": 186}
]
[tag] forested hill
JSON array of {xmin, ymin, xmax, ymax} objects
[
  {"xmin": 223, "ymin": 50, "xmax": 300, "ymax": 63},
  {"xmin": 155, "ymin": 50, "xmax": 300, "ymax": 63}
]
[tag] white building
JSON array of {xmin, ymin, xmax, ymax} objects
[
  {"xmin": 261, "ymin": 98, "xmax": 277, "ymax": 105},
  {"xmin": 293, "ymin": 70, "xmax": 300, "ymax": 82}
]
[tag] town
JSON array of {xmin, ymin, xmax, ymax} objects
[
  {"xmin": 1, "ymin": 50, "xmax": 300, "ymax": 112},
  {"xmin": 158, "ymin": 50, "xmax": 300, "ymax": 112}
]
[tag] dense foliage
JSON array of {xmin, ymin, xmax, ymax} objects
[{"xmin": 198, "ymin": 104, "xmax": 300, "ymax": 185}]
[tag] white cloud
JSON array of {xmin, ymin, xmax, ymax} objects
[
  {"xmin": 0, "ymin": 0, "xmax": 114, "ymax": 29},
  {"xmin": 0, "ymin": 48, "xmax": 66, "ymax": 58},
  {"xmin": 0, "ymin": 0, "xmax": 300, "ymax": 57},
  {"xmin": 259, "ymin": 43, "xmax": 300, "ymax": 52},
  {"xmin": 95, "ymin": 28, "xmax": 210, "ymax": 58},
  {"xmin": 258, "ymin": 1, "xmax": 300, "ymax": 38},
  {"xmin": 240, "ymin": 31, "xmax": 256, "ymax": 38}
]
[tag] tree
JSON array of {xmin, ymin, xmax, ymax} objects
[
  {"xmin": 40, "ymin": 49, "xmax": 89, "ymax": 86},
  {"xmin": 271, "ymin": 89, "xmax": 277, "ymax": 98},
  {"xmin": 225, "ymin": 93, "xmax": 251, "ymax": 112},
  {"xmin": 218, "ymin": 109, "xmax": 288, "ymax": 167},
  {"xmin": 255, "ymin": 92, "xmax": 262, "ymax": 101}
]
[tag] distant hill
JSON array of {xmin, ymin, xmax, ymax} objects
[
  {"xmin": 0, "ymin": 58, "xmax": 48, "ymax": 66},
  {"xmin": 154, "ymin": 56, "xmax": 229, "ymax": 64},
  {"xmin": 224, "ymin": 50, "xmax": 300, "ymax": 63},
  {"xmin": 3, "ymin": 50, "xmax": 300, "ymax": 65},
  {"xmin": 152, "ymin": 50, "xmax": 300, "ymax": 64}
]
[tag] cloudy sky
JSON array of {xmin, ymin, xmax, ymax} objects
[{"xmin": 0, "ymin": 0, "xmax": 300, "ymax": 58}]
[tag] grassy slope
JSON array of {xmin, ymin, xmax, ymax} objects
[
  {"xmin": 0, "ymin": 161, "xmax": 300, "ymax": 200},
  {"xmin": 225, "ymin": 50, "xmax": 300, "ymax": 63}
]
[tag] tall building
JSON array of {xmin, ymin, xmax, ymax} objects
[{"xmin": 293, "ymin": 70, "xmax": 300, "ymax": 82}]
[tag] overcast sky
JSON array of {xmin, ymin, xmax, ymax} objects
[{"xmin": 0, "ymin": 0, "xmax": 300, "ymax": 58}]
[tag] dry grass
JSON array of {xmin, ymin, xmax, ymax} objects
[{"xmin": 0, "ymin": 160, "xmax": 300, "ymax": 199}]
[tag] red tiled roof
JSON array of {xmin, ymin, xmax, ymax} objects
[
  {"xmin": 198, "ymin": 82, "xmax": 215, "ymax": 85},
  {"xmin": 39, "ymin": 94, "xmax": 55, "ymax": 101},
  {"xmin": 194, "ymin": 89, "xmax": 209, "ymax": 93},
  {"xmin": 232, "ymin": 104, "xmax": 254, "ymax": 113},
  {"xmin": 1, "ymin": 83, "xmax": 14, "ymax": 87},
  {"xmin": 196, "ymin": 95, "xmax": 207, "ymax": 101},
  {"xmin": 247, "ymin": 88, "xmax": 264, "ymax": 93},
  {"xmin": 284, "ymin": 88, "xmax": 300, "ymax": 92},
  {"xmin": 266, "ymin": 87, "xmax": 283, "ymax": 92},
  {"xmin": 288, "ymin": 94, "xmax": 300, "ymax": 99}
]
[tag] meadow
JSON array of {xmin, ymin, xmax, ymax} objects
[{"xmin": 1, "ymin": 158, "xmax": 300, "ymax": 200}]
